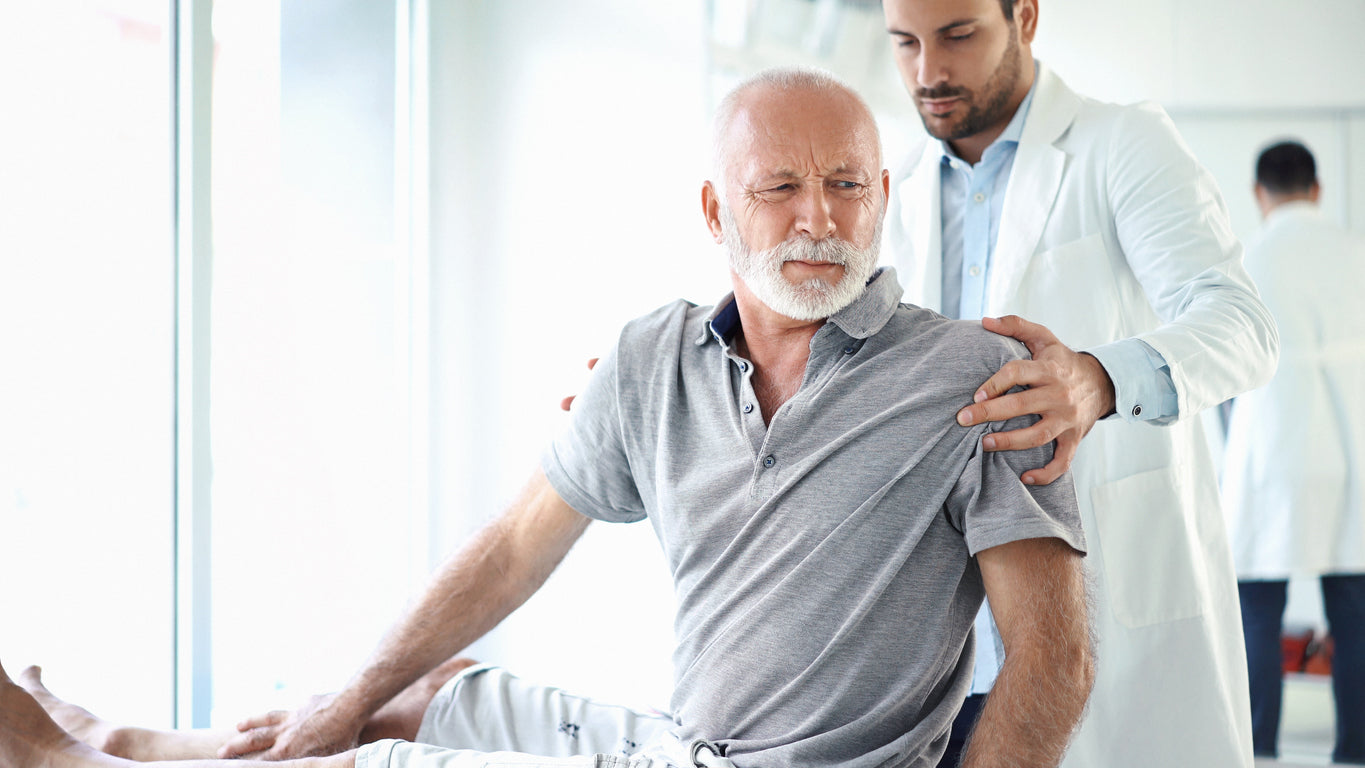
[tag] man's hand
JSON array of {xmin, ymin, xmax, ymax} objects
[
  {"xmin": 558, "ymin": 357, "xmax": 599, "ymax": 411},
  {"xmin": 955, "ymin": 315, "xmax": 1116, "ymax": 486},
  {"xmin": 219, "ymin": 693, "xmax": 363, "ymax": 759}
]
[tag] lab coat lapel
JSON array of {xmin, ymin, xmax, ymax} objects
[
  {"xmin": 893, "ymin": 139, "xmax": 943, "ymax": 312},
  {"xmin": 987, "ymin": 67, "xmax": 1080, "ymax": 315}
]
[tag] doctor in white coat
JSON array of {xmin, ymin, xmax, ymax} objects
[
  {"xmin": 880, "ymin": 1, "xmax": 1278, "ymax": 766},
  {"xmin": 1223, "ymin": 140, "xmax": 1365, "ymax": 763}
]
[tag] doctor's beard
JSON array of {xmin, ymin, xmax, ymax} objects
[{"xmin": 720, "ymin": 204, "xmax": 881, "ymax": 322}]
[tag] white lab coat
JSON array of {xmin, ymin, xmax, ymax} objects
[
  {"xmin": 884, "ymin": 65, "xmax": 1278, "ymax": 767},
  {"xmin": 1223, "ymin": 202, "xmax": 1365, "ymax": 579}
]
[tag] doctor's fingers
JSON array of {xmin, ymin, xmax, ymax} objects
[
  {"xmin": 982, "ymin": 314, "xmax": 1063, "ymax": 356},
  {"xmin": 959, "ymin": 360, "xmax": 1071, "ymax": 426},
  {"xmin": 1019, "ymin": 432, "xmax": 1079, "ymax": 486},
  {"xmin": 978, "ymin": 407, "xmax": 1068, "ymax": 451}
]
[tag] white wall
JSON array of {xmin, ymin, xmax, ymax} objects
[{"xmin": 1035, "ymin": 0, "xmax": 1365, "ymax": 237}]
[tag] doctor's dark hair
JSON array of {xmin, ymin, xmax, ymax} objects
[
  {"xmin": 1256, "ymin": 141, "xmax": 1318, "ymax": 195},
  {"xmin": 999, "ymin": 0, "xmax": 1016, "ymax": 21}
]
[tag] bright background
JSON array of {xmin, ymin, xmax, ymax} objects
[{"xmin": 1, "ymin": 0, "xmax": 1362, "ymax": 742}]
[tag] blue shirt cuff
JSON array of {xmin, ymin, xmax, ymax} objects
[{"xmin": 1084, "ymin": 339, "xmax": 1178, "ymax": 424}]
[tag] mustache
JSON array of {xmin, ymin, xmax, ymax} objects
[
  {"xmin": 773, "ymin": 235, "xmax": 861, "ymax": 265},
  {"xmin": 915, "ymin": 84, "xmax": 967, "ymax": 100}
]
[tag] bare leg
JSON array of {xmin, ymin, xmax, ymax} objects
[
  {"xmin": 18, "ymin": 657, "xmax": 480, "ymax": 761},
  {"xmin": 18, "ymin": 667, "xmax": 235, "ymax": 760},
  {"xmin": 359, "ymin": 656, "xmax": 481, "ymax": 743},
  {"xmin": 1, "ymin": 659, "xmax": 353, "ymax": 768}
]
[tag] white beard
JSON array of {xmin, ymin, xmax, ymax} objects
[{"xmin": 721, "ymin": 205, "xmax": 881, "ymax": 322}]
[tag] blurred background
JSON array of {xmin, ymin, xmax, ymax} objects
[{"xmin": 1, "ymin": 0, "xmax": 1362, "ymax": 762}]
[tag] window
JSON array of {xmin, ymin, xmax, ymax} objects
[
  {"xmin": 0, "ymin": 1, "xmax": 175, "ymax": 727},
  {"xmin": 199, "ymin": 0, "xmax": 423, "ymax": 724}
]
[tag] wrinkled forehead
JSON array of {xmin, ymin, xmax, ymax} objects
[{"xmin": 722, "ymin": 87, "xmax": 881, "ymax": 188}]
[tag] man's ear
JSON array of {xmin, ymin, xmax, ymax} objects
[
  {"xmin": 881, "ymin": 168, "xmax": 891, "ymax": 202},
  {"xmin": 1017, "ymin": 0, "xmax": 1039, "ymax": 44},
  {"xmin": 702, "ymin": 181, "xmax": 726, "ymax": 244}
]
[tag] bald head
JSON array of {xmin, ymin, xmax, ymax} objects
[{"xmin": 712, "ymin": 67, "xmax": 882, "ymax": 195}]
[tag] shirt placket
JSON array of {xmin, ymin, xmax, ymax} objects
[
  {"xmin": 730, "ymin": 353, "xmax": 767, "ymax": 457},
  {"xmin": 961, "ymin": 166, "xmax": 991, "ymax": 321}
]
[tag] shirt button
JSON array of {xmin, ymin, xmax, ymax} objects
[
  {"xmin": 968, "ymin": 265, "xmax": 982, "ymax": 277},
  {"xmin": 739, "ymin": 362, "xmax": 748, "ymax": 373},
  {"xmin": 973, "ymin": 192, "xmax": 985, "ymax": 203},
  {"xmin": 1132, "ymin": 404, "xmax": 1143, "ymax": 417},
  {"xmin": 743, "ymin": 403, "xmax": 754, "ymax": 414},
  {"xmin": 842, "ymin": 345, "xmax": 855, "ymax": 355},
  {"xmin": 762, "ymin": 455, "xmax": 776, "ymax": 468}
]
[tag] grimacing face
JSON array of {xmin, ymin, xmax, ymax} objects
[
  {"xmin": 707, "ymin": 85, "xmax": 888, "ymax": 321},
  {"xmin": 883, "ymin": 0, "xmax": 1035, "ymax": 152}
]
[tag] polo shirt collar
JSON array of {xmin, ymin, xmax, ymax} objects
[{"xmin": 697, "ymin": 266, "xmax": 905, "ymax": 346}]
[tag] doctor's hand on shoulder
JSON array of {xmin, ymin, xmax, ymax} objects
[{"xmin": 956, "ymin": 315, "xmax": 1116, "ymax": 486}]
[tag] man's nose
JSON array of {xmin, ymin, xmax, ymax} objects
[
  {"xmin": 796, "ymin": 187, "xmax": 836, "ymax": 240},
  {"xmin": 917, "ymin": 44, "xmax": 948, "ymax": 90}
]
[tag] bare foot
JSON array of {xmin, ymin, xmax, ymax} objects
[
  {"xmin": 17, "ymin": 666, "xmax": 129, "ymax": 757},
  {"xmin": 1, "ymin": 659, "xmax": 107, "ymax": 768},
  {"xmin": 17, "ymin": 665, "xmax": 233, "ymax": 761}
]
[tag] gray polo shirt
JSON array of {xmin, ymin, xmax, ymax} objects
[{"xmin": 542, "ymin": 267, "xmax": 1085, "ymax": 768}]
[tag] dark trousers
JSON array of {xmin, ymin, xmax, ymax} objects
[
  {"xmin": 935, "ymin": 693, "xmax": 985, "ymax": 768},
  {"xmin": 1240, "ymin": 574, "xmax": 1365, "ymax": 764}
]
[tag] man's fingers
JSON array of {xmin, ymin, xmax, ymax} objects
[
  {"xmin": 219, "ymin": 727, "xmax": 278, "ymax": 758},
  {"xmin": 1020, "ymin": 433, "xmax": 1079, "ymax": 486},
  {"xmin": 959, "ymin": 359, "xmax": 1057, "ymax": 424},
  {"xmin": 979, "ymin": 418, "xmax": 1057, "ymax": 453},
  {"xmin": 982, "ymin": 314, "xmax": 1061, "ymax": 356},
  {"xmin": 236, "ymin": 710, "xmax": 289, "ymax": 732},
  {"xmin": 559, "ymin": 357, "xmax": 600, "ymax": 412},
  {"xmin": 957, "ymin": 382, "xmax": 1054, "ymax": 428}
]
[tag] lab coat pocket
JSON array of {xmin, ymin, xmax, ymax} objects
[
  {"xmin": 1091, "ymin": 466, "xmax": 1206, "ymax": 628},
  {"xmin": 1024, "ymin": 233, "xmax": 1122, "ymax": 350}
]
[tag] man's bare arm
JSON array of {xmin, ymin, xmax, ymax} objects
[
  {"xmin": 220, "ymin": 469, "xmax": 592, "ymax": 759},
  {"xmin": 960, "ymin": 536, "xmax": 1094, "ymax": 768}
]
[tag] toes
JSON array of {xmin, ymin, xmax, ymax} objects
[
  {"xmin": 18, "ymin": 666, "xmax": 43, "ymax": 687},
  {"xmin": 16, "ymin": 666, "xmax": 50, "ymax": 695}
]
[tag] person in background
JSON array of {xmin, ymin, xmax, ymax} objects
[
  {"xmin": 879, "ymin": 0, "xmax": 1279, "ymax": 765},
  {"xmin": 1223, "ymin": 139, "xmax": 1365, "ymax": 764}
]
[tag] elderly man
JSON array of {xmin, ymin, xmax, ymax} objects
[{"xmin": 2, "ymin": 67, "xmax": 1091, "ymax": 768}]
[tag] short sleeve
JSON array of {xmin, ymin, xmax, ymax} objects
[
  {"xmin": 540, "ymin": 343, "xmax": 647, "ymax": 523},
  {"xmin": 944, "ymin": 414, "xmax": 1086, "ymax": 557}
]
